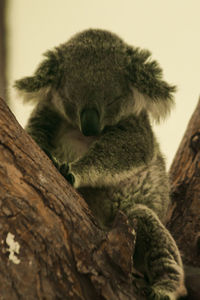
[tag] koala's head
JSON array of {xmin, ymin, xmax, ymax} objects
[{"xmin": 15, "ymin": 29, "xmax": 176, "ymax": 136}]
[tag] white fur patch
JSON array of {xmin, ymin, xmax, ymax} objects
[
  {"xmin": 15, "ymin": 87, "xmax": 51, "ymax": 103},
  {"xmin": 54, "ymin": 126, "xmax": 97, "ymax": 163},
  {"xmin": 51, "ymin": 91, "xmax": 67, "ymax": 118},
  {"xmin": 132, "ymin": 88, "xmax": 174, "ymax": 122}
]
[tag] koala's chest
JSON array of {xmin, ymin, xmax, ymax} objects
[{"xmin": 53, "ymin": 125, "xmax": 97, "ymax": 163}]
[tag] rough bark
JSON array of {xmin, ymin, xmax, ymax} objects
[
  {"xmin": 167, "ymin": 98, "xmax": 200, "ymax": 299},
  {"xmin": 1, "ymin": 95, "xmax": 200, "ymax": 299},
  {"xmin": 0, "ymin": 97, "xmax": 139, "ymax": 300}
]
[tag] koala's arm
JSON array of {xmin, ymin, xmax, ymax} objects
[
  {"xmin": 26, "ymin": 103, "xmax": 62, "ymax": 156},
  {"xmin": 69, "ymin": 113, "xmax": 154, "ymax": 188}
]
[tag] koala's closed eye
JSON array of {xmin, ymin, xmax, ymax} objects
[{"xmin": 107, "ymin": 95, "xmax": 124, "ymax": 107}]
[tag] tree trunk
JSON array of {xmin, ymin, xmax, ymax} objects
[
  {"xmin": 0, "ymin": 96, "xmax": 139, "ymax": 299},
  {"xmin": 1, "ymin": 95, "xmax": 200, "ymax": 299},
  {"xmin": 167, "ymin": 98, "xmax": 200, "ymax": 299}
]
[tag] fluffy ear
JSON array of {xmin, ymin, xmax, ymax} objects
[
  {"xmin": 14, "ymin": 50, "xmax": 62, "ymax": 102},
  {"xmin": 126, "ymin": 46, "xmax": 176, "ymax": 122}
]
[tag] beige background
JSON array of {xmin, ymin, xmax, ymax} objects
[{"xmin": 7, "ymin": 0, "xmax": 200, "ymax": 169}]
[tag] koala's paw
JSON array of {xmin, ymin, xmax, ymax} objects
[
  {"xmin": 144, "ymin": 287, "xmax": 174, "ymax": 300},
  {"xmin": 60, "ymin": 163, "xmax": 75, "ymax": 186}
]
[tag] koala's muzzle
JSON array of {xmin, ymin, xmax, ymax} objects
[{"xmin": 80, "ymin": 108, "xmax": 100, "ymax": 136}]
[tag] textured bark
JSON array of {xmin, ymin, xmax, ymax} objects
[
  {"xmin": 167, "ymin": 98, "xmax": 200, "ymax": 300},
  {"xmin": 0, "ymin": 97, "xmax": 138, "ymax": 300},
  {"xmin": 1, "ymin": 94, "xmax": 200, "ymax": 299}
]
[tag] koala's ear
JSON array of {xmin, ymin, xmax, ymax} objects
[
  {"xmin": 14, "ymin": 50, "xmax": 62, "ymax": 102},
  {"xmin": 126, "ymin": 47, "xmax": 176, "ymax": 122}
]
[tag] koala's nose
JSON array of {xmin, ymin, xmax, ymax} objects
[{"xmin": 80, "ymin": 108, "xmax": 100, "ymax": 136}]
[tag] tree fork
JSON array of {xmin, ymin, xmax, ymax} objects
[{"xmin": 1, "ymin": 96, "xmax": 200, "ymax": 299}]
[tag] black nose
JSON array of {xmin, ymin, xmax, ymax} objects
[{"xmin": 80, "ymin": 108, "xmax": 100, "ymax": 136}]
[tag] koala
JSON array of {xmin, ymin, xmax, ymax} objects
[{"xmin": 15, "ymin": 29, "xmax": 187, "ymax": 299}]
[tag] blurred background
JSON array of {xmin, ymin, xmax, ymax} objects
[{"xmin": 1, "ymin": 0, "xmax": 200, "ymax": 169}]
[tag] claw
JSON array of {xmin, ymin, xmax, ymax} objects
[
  {"xmin": 65, "ymin": 173, "xmax": 75, "ymax": 186},
  {"xmin": 59, "ymin": 164, "xmax": 75, "ymax": 186},
  {"xmin": 60, "ymin": 163, "xmax": 69, "ymax": 176}
]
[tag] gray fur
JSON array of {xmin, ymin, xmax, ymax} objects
[{"xmin": 15, "ymin": 29, "xmax": 186, "ymax": 299}]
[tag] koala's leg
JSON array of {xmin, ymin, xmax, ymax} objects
[{"xmin": 126, "ymin": 204, "xmax": 186, "ymax": 300}]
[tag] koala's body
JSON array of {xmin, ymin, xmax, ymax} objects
[{"xmin": 15, "ymin": 29, "xmax": 186, "ymax": 299}]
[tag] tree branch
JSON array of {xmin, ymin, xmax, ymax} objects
[
  {"xmin": 167, "ymin": 98, "xmax": 200, "ymax": 299},
  {"xmin": 0, "ymin": 97, "xmax": 138, "ymax": 300},
  {"xmin": 1, "ymin": 95, "xmax": 200, "ymax": 299}
]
